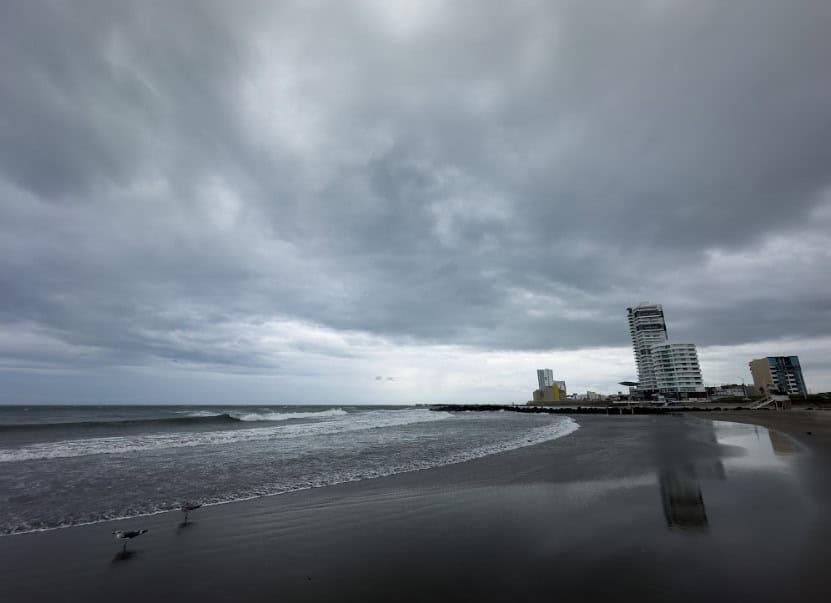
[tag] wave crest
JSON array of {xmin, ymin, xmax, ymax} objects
[
  {"xmin": 0, "ymin": 408, "xmax": 448, "ymax": 463},
  {"xmin": 0, "ymin": 412, "xmax": 240, "ymax": 432},
  {"xmin": 231, "ymin": 408, "xmax": 347, "ymax": 422}
]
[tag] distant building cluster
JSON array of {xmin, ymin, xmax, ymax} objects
[
  {"xmin": 627, "ymin": 303, "xmax": 705, "ymax": 399},
  {"xmin": 623, "ymin": 303, "xmax": 811, "ymax": 402},
  {"xmin": 532, "ymin": 369, "xmax": 567, "ymax": 404},
  {"xmin": 529, "ymin": 370, "xmax": 610, "ymax": 405},
  {"xmin": 524, "ymin": 303, "xmax": 812, "ymax": 405}
]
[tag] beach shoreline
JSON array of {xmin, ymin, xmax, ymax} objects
[{"xmin": 1, "ymin": 412, "xmax": 829, "ymax": 602}]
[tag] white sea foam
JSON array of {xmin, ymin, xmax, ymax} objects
[
  {"xmin": 180, "ymin": 410, "xmax": 223, "ymax": 418},
  {"xmin": 0, "ymin": 408, "xmax": 451, "ymax": 463},
  {"xmin": 225, "ymin": 416, "xmax": 581, "ymax": 494},
  {"xmin": 231, "ymin": 408, "xmax": 348, "ymax": 421},
  {"xmin": 457, "ymin": 416, "xmax": 578, "ymax": 462}
]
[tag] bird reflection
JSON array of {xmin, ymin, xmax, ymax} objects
[{"xmin": 111, "ymin": 550, "xmax": 138, "ymax": 564}]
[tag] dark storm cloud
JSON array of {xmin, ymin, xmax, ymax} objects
[{"xmin": 1, "ymin": 0, "xmax": 831, "ymax": 374}]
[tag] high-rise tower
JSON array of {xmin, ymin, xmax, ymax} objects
[
  {"xmin": 627, "ymin": 303, "xmax": 668, "ymax": 392},
  {"xmin": 537, "ymin": 369, "xmax": 554, "ymax": 390}
]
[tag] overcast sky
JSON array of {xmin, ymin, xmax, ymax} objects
[{"xmin": 1, "ymin": 1, "xmax": 830, "ymax": 404}]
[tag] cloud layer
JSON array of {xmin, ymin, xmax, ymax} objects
[{"xmin": 1, "ymin": 1, "xmax": 830, "ymax": 400}]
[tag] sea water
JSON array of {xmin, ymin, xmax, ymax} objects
[{"xmin": 0, "ymin": 405, "xmax": 578, "ymax": 535}]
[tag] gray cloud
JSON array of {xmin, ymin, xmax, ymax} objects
[{"xmin": 1, "ymin": 0, "xmax": 830, "ymax": 392}]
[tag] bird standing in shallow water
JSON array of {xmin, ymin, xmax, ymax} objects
[
  {"xmin": 112, "ymin": 529, "xmax": 148, "ymax": 553},
  {"xmin": 181, "ymin": 502, "xmax": 202, "ymax": 525}
]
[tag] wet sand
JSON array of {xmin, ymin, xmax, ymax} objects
[
  {"xmin": 1, "ymin": 414, "xmax": 829, "ymax": 602},
  {"xmin": 712, "ymin": 409, "xmax": 831, "ymax": 445}
]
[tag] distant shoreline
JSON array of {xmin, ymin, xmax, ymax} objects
[
  {"xmin": 431, "ymin": 402, "xmax": 754, "ymax": 414},
  {"xmin": 432, "ymin": 402, "xmax": 831, "ymax": 415}
]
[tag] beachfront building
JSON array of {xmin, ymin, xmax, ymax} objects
[
  {"xmin": 533, "ymin": 383, "xmax": 567, "ymax": 403},
  {"xmin": 626, "ymin": 302, "xmax": 706, "ymax": 398},
  {"xmin": 532, "ymin": 371, "xmax": 567, "ymax": 404},
  {"xmin": 537, "ymin": 369, "xmax": 554, "ymax": 390},
  {"xmin": 532, "ymin": 386, "xmax": 563, "ymax": 403},
  {"xmin": 749, "ymin": 356, "xmax": 807, "ymax": 397},
  {"xmin": 706, "ymin": 384, "xmax": 750, "ymax": 399},
  {"xmin": 627, "ymin": 303, "xmax": 668, "ymax": 392},
  {"xmin": 650, "ymin": 343, "xmax": 706, "ymax": 398}
]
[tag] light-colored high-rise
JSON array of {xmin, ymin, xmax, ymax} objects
[
  {"xmin": 627, "ymin": 303, "xmax": 705, "ymax": 397},
  {"xmin": 627, "ymin": 303, "xmax": 668, "ymax": 391},
  {"xmin": 651, "ymin": 343, "xmax": 705, "ymax": 395},
  {"xmin": 537, "ymin": 369, "xmax": 554, "ymax": 390}
]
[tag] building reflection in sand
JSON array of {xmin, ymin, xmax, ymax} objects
[
  {"xmin": 656, "ymin": 421, "xmax": 798, "ymax": 531},
  {"xmin": 656, "ymin": 421, "xmax": 726, "ymax": 532},
  {"xmin": 659, "ymin": 462, "xmax": 725, "ymax": 531},
  {"xmin": 768, "ymin": 429, "xmax": 797, "ymax": 456}
]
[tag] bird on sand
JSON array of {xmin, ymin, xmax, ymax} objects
[
  {"xmin": 112, "ymin": 529, "xmax": 148, "ymax": 553},
  {"xmin": 181, "ymin": 502, "xmax": 202, "ymax": 524}
]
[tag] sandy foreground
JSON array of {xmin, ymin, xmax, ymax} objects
[{"xmin": 1, "ymin": 412, "xmax": 829, "ymax": 602}]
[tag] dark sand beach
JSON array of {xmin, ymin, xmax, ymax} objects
[{"xmin": 1, "ymin": 413, "xmax": 829, "ymax": 602}]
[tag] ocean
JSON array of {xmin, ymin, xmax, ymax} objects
[{"xmin": 0, "ymin": 405, "xmax": 578, "ymax": 535}]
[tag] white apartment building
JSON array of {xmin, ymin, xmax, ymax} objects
[
  {"xmin": 627, "ymin": 303, "xmax": 668, "ymax": 391},
  {"xmin": 650, "ymin": 343, "xmax": 705, "ymax": 396}
]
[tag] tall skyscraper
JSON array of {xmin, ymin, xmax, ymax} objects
[
  {"xmin": 749, "ymin": 356, "xmax": 807, "ymax": 397},
  {"xmin": 627, "ymin": 303, "xmax": 704, "ymax": 397},
  {"xmin": 537, "ymin": 369, "xmax": 554, "ymax": 390},
  {"xmin": 627, "ymin": 303, "xmax": 668, "ymax": 391}
]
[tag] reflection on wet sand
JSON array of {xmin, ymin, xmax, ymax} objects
[
  {"xmin": 656, "ymin": 421, "xmax": 726, "ymax": 532},
  {"xmin": 111, "ymin": 550, "xmax": 137, "ymax": 564},
  {"xmin": 657, "ymin": 420, "xmax": 800, "ymax": 532},
  {"xmin": 768, "ymin": 429, "xmax": 797, "ymax": 456},
  {"xmin": 659, "ymin": 465, "xmax": 721, "ymax": 531},
  {"xmin": 660, "ymin": 469, "xmax": 706, "ymax": 530}
]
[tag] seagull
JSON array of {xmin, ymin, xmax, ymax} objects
[
  {"xmin": 112, "ymin": 529, "xmax": 148, "ymax": 553},
  {"xmin": 181, "ymin": 502, "xmax": 202, "ymax": 524}
]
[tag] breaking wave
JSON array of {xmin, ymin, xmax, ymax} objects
[
  {"xmin": 0, "ymin": 408, "xmax": 449, "ymax": 463},
  {"xmin": 0, "ymin": 408, "xmax": 349, "ymax": 433},
  {"xmin": 230, "ymin": 408, "xmax": 348, "ymax": 422}
]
